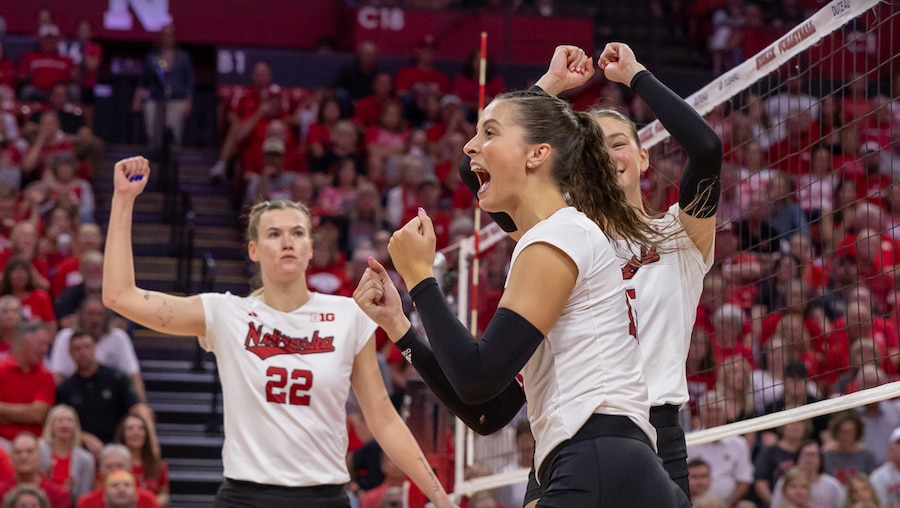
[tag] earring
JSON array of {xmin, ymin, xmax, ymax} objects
[{"xmin": 527, "ymin": 161, "xmax": 535, "ymax": 168}]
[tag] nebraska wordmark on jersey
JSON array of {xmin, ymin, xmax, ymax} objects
[{"xmin": 199, "ymin": 292, "xmax": 376, "ymax": 487}]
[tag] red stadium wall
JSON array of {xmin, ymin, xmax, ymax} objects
[{"xmin": 2, "ymin": 1, "xmax": 593, "ymax": 64}]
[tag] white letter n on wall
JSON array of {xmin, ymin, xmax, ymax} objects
[{"xmin": 104, "ymin": 0, "xmax": 173, "ymax": 32}]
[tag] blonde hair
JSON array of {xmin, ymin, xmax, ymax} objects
[
  {"xmin": 716, "ymin": 355, "xmax": 754, "ymax": 418},
  {"xmin": 244, "ymin": 199, "xmax": 312, "ymax": 293},
  {"xmin": 41, "ymin": 404, "xmax": 83, "ymax": 449}
]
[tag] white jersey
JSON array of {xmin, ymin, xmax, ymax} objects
[
  {"xmin": 509, "ymin": 207, "xmax": 655, "ymax": 476},
  {"xmin": 870, "ymin": 461, "xmax": 900, "ymax": 507},
  {"xmin": 49, "ymin": 327, "xmax": 142, "ymax": 377},
  {"xmin": 617, "ymin": 203, "xmax": 713, "ymax": 408},
  {"xmin": 199, "ymin": 292, "xmax": 376, "ymax": 487}
]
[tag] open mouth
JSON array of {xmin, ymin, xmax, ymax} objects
[{"xmin": 471, "ymin": 164, "xmax": 491, "ymax": 194}]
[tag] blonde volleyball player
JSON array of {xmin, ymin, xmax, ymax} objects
[
  {"xmin": 521, "ymin": 42, "xmax": 722, "ymax": 504},
  {"xmin": 102, "ymin": 157, "xmax": 457, "ymax": 508}
]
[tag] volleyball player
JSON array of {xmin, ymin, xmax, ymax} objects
[
  {"xmin": 355, "ymin": 86, "xmax": 683, "ymax": 506},
  {"xmin": 535, "ymin": 41, "xmax": 722, "ymax": 499},
  {"xmin": 102, "ymin": 157, "xmax": 457, "ymax": 508}
]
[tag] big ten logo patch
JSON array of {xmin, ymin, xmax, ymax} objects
[{"xmin": 311, "ymin": 313, "xmax": 335, "ymax": 322}]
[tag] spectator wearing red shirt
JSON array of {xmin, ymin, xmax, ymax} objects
[
  {"xmin": 0, "ymin": 445, "xmax": 12, "ymax": 483},
  {"xmin": 242, "ymin": 102, "xmax": 301, "ymax": 183},
  {"xmin": 359, "ymin": 453, "xmax": 407, "ymax": 508},
  {"xmin": 306, "ymin": 96, "xmax": 343, "ymax": 166},
  {"xmin": 17, "ymin": 25, "xmax": 76, "ymax": 103},
  {"xmin": 759, "ymin": 278, "xmax": 825, "ymax": 348},
  {"xmin": 834, "ymin": 233, "xmax": 898, "ymax": 308},
  {"xmin": 25, "ymin": 82, "xmax": 104, "ymax": 178},
  {"xmin": 210, "ymin": 62, "xmax": 298, "ymax": 183},
  {"xmin": 114, "ymin": 415, "xmax": 169, "ymax": 507},
  {"xmin": 418, "ymin": 176, "xmax": 452, "ymax": 250},
  {"xmin": 840, "ymin": 72, "xmax": 874, "ymax": 125},
  {"xmin": 729, "ymin": 3, "xmax": 782, "ymax": 69},
  {"xmin": 0, "ymin": 433, "xmax": 69, "ymax": 508},
  {"xmin": 363, "ymin": 101, "xmax": 409, "ymax": 180},
  {"xmin": 822, "ymin": 302, "xmax": 900, "ymax": 388},
  {"xmin": 0, "ymin": 295, "xmax": 22, "ymax": 362},
  {"xmin": 347, "ymin": 182, "xmax": 390, "ymax": 253},
  {"xmin": 859, "ymin": 95, "xmax": 893, "ymax": 149},
  {"xmin": 21, "ymin": 113, "xmax": 75, "ymax": 185},
  {"xmin": 316, "ymin": 158, "xmax": 360, "ymax": 218},
  {"xmin": 711, "ymin": 303, "xmax": 755, "ymax": 368},
  {"xmin": 0, "ymin": 259, "xmax": 55, "ymax": 326},
  {"xmin": 306, "ymin": 229, "xmax": 352, "ymax": 296},
  {"xmin": 352, "ymin": 72, "xmax": 400, "ymax": 132},
  {"xmin": 395, "ymin": 35, "xmax": 450, "ymax": 126},
  {"xmin": 451, "ymin": 50, "xmax": 506, "ymax": 122},
  {"xmin": 854, "ymin": 142, "xmax": 893, "ymax": 207},
  {"xmin": 75, "ymin": 444, "xmax": 160, "ymax": 508},
  {"xmin": 766, "ymin": 109, "xmax": 814, "ymax": 177},
  {"xmin": 0, "ymin": 321, "xmax": 55, "ymax": 441},
  {"xmin": 722, "ymin": 251, "xmax": 764, "ymax": 314},
  {"xmin": 696, "ymin": 272, "xmax": 727, "ymax": 337},
  {"xmin": 244, "ymin": 137, "xmax": 300, "ymax": 206},
  {"xmin": 0, "ymin": 221, "xmax": 51, "ymax": 291},
  {"xmin": 808, "ymin": 19, "xmax": 879, "ymax": 82},
  {"xmin": 49, "ymin": 223, "xmax": 102, "ymax": 300},
  {"xmin": 43, "ymin": 151, "xmax": 95, "ymax": 224},
  {"xmin": 426, "ymin": 95, "xmax": 475, "ymax": 159},
  {"xmin": 384, "ymin": 154, "xmax": 426, "ymax": 230}
]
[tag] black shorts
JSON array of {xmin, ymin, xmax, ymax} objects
[
  {"xmin": 525, "ymin": 414, "xmax": 681, "ymax": 508},
  {"xmin": 215, "ymin": 478, "xmax": 350, "ymax": 508}
]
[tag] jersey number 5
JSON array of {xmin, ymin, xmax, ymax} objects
[
  {"xmin": 265, "ymin": 366, "xmax": 313, "ymax": 406},
  {"xmin": 624, "ymin": 289, "xmax": 637, "ymax": 341}
]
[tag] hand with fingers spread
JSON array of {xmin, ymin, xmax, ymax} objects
[
  {"xmin": 533, "ymin": 45, "xmax": 595, "ymax": 97},
  {"xmin": 352, "ymin": 257, "xmax": 411, "ymax": 340},
  {"xmin": 598, "ymin": 42, "xmax": 647, "ymax": 88},
  {"xmin": 388, "ymin": 209, "xmax": 437, "ymax": 291},
  {"xmin": 112, "ymin": 156, "xmax": 150, "ymax": 198}
]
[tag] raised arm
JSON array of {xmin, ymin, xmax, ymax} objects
[
  {"xmin": 350, "ymin": 335, "xmax": 456, "ymax": 508},
  {"xmin": 533, "ymin": 45, "xmax": 595, "ymax": 97},
  {"xmin": 102, "ymin": 156, "xmax": 206, "ymax": 339},
  {"xmin": 599, "ymin": 42, "xmax": 722, "ymax": 256}
]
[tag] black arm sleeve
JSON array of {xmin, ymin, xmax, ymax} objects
[
  {"xmin": 410, "ymin": 278, "xmax": 544, "ymax": 404},
  {"xmin": 631, "ymin": 70, "xmax": 723, "ymax": 218},
  {"xmin": 394, "ymin": 327, "xmax": 525, "ymax": 435}
]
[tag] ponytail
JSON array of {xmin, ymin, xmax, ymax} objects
[
  {"xmin": 496, "ymin": 90, "xmax": 665, "ymax": 252},
  {"xmin": 566, "ymin": 111, "xmax": 660, "ymax": 252}
]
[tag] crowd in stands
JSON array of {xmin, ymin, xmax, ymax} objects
[
  {"xmin": 0, "ymin": 9, "xmax": 168, "ymax": 508},
  {"xmin": 0, "ymin": 1, "xmax": 898, "ymax": 507}
]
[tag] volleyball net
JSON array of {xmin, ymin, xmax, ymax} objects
[{"xmin": 417, "ymin": 0, "xmax": 900, "ymax": 500}]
